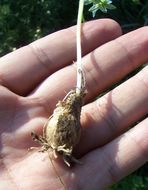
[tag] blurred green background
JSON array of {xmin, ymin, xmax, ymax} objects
[
  {"xmin": 0, "ymin": 0, "xmax": 148, "ymax": 56},
  {"xmin": 0, "ymin": 0, "xmax": 148, "ymax": 189}
]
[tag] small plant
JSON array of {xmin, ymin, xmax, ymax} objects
[
  {"xmin": 31, "ymin": 0, "xmax": 86, "ymax": 166},
  {"xmin": 84, "ymin": 0, "xmax": 116, "ymax": 17},
  {"xmin": 31, "ymin": 0, "xmax": 116, "ymax": 189}
]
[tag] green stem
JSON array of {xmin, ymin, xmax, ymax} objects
[{"xmin": 76, "ymin": 0, "xmax": 85, "ymax": 94}]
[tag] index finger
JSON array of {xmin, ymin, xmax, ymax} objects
[{"xmin": 0, "ymin": 19, "xmax": 121, "ymax": 96}]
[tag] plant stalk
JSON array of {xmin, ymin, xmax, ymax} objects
[{"xmin": 76, "ymin": 0, "xmax": 85, "ymax": 94}]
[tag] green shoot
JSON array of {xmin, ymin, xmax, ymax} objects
[{"xmin": 84, "ymin": 0, "xmax": 116, "ymax": 17}]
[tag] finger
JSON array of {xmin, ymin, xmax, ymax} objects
[
  {"xmin": 0, "ymin": 19, "xmax": 121, "ymax": 96},
  {"xmin": 32, "ymin": 27, "xmax": 148, "ymax": 110},
  {"xmin": 77, "ymin": 66, "xmax": 148, "ymax": 155},
  {"xmin": 73, "ymin": 118, "xmax": 148, "ymax": 190}
]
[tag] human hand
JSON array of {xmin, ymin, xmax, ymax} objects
[{"xmin": 0, "ymin": 19, "xmax": 148, "ymax": 190}]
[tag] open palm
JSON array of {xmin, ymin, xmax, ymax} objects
[{"xmin": 0, "ymin": 19, "xmax": 148, "ymax": 190}]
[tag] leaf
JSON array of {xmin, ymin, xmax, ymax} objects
[
  {"xmin": 84, "ymin": 0, "xmax": 92, "ymax": 5},
  {"xmin": 106, "ymin": 4, "xmax": 116, "ymax": 10},
  {"xmin": 88, "ymin": 4, "xmax": 99, "ymax": 17}
]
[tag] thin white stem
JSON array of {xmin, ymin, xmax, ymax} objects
[{"xmin": 76, "ymin": 0, "xmax": 84, "ymax": 94}]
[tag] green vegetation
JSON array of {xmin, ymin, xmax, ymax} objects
[
  {"xmin": 0, "ymin": 0, "xmax": 147, "ymax": 189},
  {"xmin": 84, "ymin": 0, "xmax": 148, "ymax": 32},
  {"xmin": 0, "ymin": 0, "xmax": 78, "ymax": 56},
  {"xmin": 108, "ymin": 164, "xmax": 148, "ymax": 190},
  {"xmin": 0, "ymin": 0, "xmax": 148, "ymax": 56},
  {"xmin": 84, "ymin": 0, "xmax": 116, "ymax": 17}
]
